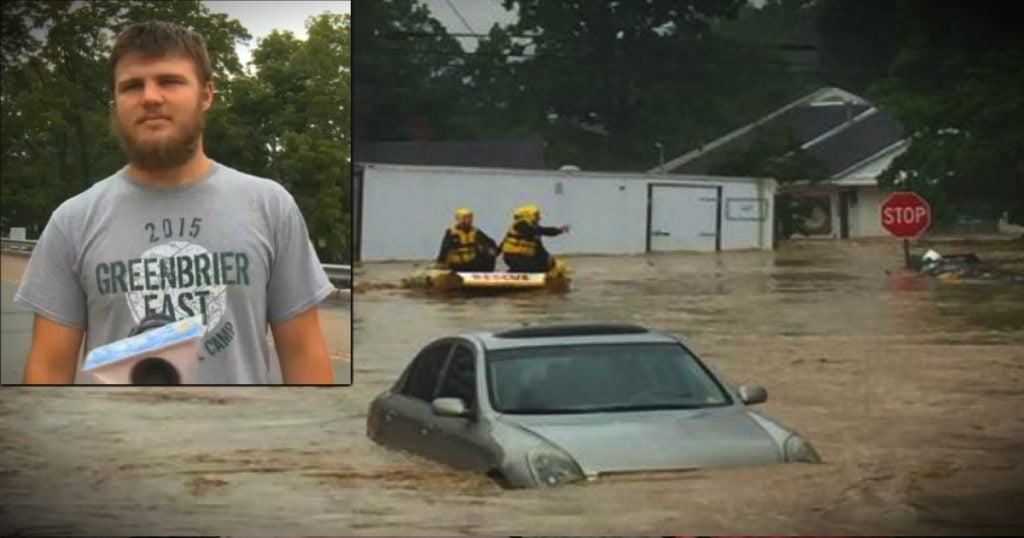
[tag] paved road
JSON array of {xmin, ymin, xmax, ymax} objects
[
  {"xmin": 1, "ymin": 280, "xmax": 351, "ymax": 384},
  {"xmin": 0, "ymin": 281, "xmax": 35, "ymax": 383}
]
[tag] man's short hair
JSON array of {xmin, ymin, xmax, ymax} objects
[{"xmin": 109, "ymin": 20, "xmax": 213, "ymax": 95}]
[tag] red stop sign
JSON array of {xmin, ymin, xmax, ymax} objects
[{"xmin": 881, "ymin": 191, "xmax": 931, "ymax": 237}]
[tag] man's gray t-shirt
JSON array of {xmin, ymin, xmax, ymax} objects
[{"xmin": 15, "ymin": 161, "xmax": 333, "ymax": 383}]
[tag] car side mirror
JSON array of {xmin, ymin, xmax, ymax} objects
[
  {"xmin": 738, "ymin": 384, "xmax": 767, "ymax": 405},
  {"xmin": 432, "ymin": 397, "xmax": 470, "ymax": 417}
]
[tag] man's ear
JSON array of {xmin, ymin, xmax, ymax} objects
[{"xmin": 202, "ymin": 81, "xmax": 215, "ymax": 111}]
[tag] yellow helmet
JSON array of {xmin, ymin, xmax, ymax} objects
[
  {"xmin": 455, "ymin": 207, "xmax": 473, "ymax": 223},
  {"xmin": 514, "ymin": 204, "xmax": 540, "ymax": 223}
]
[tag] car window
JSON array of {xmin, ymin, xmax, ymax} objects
[
  {"xmin": 437, "ymin": 344, "xmax": 477, "ymax": 409},
  {"xmin": 400, "ymin": 343, "xmax": 453, "ymax": 401},
  {"xmin": 486, "ymin": 343, "xmax": 732, "ymax": 413}
]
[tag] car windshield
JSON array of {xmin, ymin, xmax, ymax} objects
[{"xmin": 486, "ymin": 343, "xmax": 732, "ymax": 414}]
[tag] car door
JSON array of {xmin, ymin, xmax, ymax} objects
[
  {"xmin": 376, "ymin": 341, "xmax": 453, "ymax": 455},
  {"xmin": 427, "ymin": 343, "xmax": 494, "ymax": 471}
]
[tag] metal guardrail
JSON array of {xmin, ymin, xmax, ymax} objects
[
  {"xmin": 2, "ymin": 238, "xmax": 352, "ymax": 289},
  {"xmin": 1, "ymin": 238, "xmax": 37, "ymax": 252},
  {"xmin": 322, "ymin": 264, "xmax": 352, "ymax": 288}
]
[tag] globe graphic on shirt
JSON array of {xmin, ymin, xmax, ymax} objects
[{"xmin": 124, "ymin": 241, "xmax": 227, "ymax": 336}]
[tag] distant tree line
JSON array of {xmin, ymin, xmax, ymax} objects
[
  {"xmin": 818, "ymin": 0, "xmax": 1024, "ymax": 227},
  {"xmin": 355, "ymin": 0, "xmax": 1023, "ymax": 227}
]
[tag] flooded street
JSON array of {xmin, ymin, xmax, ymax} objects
[
  {"xmin": 3, "ymin": 238, "xmax": 1024, "ymax": 534},
  {"xmin": 348, "ymin": 237, "xmax": 1024, "ymax": 534}
]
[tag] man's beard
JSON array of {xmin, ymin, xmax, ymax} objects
[{"xmin": 115, "ymin": 104, "xmax": 205, "ymax": 172}]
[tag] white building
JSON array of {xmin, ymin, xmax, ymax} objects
[
  {"xmin": 820, "ymin": 139, "xmax": 909, "ymax": 238},
  {"xmin": 355, "ymin": 163, "xmax": 776, "ymax": 261}
]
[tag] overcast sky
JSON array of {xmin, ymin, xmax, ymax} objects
[
  {"xmin": 23, "ymin": 1, "xmax": 349, "ymax": 77},
  {"xmin": 417, "ymin": 0, "xmax": 763, "ymax": 52},
  {"xmin": 204, "ymin": 1, "xmax": 350, "ymax": 75},
  {"xmin": 419, "ymin": 0, "xmax": 519, "ymax": 52}
]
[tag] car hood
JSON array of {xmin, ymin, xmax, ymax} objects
[{"xmin": 499, "ymin": 406, "xmax": 782, "ymax": 476}]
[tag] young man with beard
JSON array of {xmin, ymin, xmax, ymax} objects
[{"xmin": 16, "ymin": 21, "xmax": 335, "ymax": 384}]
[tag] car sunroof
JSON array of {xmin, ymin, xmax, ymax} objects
[{"xmin": 494, "ymin": 324, "xmax": 650, "ymax": 338}]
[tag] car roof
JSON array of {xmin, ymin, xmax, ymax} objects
[{"xmin": 464, "ymin": 323, "xmax": 681, "ymax": 351}]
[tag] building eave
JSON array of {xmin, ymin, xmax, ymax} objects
[{"xmin": 649, "ymin": 87, "xmax": 869, "ymax": 174}]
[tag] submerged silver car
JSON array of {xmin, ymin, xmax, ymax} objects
[{"xmin": 367, "ymin": 324, "xmax": 820, "ymax": 488}]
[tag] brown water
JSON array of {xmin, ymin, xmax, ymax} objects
[{"xmin": 3, "ymin": 238, "xmax": 1023, "ymax": 534}]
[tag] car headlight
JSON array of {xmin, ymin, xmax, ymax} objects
[
  {"xmin": 783, "ymin": 433, "xmax": 822, "ymax": 463},
  {"xmin": 526, "ymin": 448, "xmax": 584, "ymax": 487}
]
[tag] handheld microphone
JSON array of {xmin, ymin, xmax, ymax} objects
[{"xmin": 83, "ymin": 315, "xmax": 206, "ymax": 385}]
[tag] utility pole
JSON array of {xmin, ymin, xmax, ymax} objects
[{"xmin": 654, "ymin": 142, "xmax": 664, "ymax": 169}]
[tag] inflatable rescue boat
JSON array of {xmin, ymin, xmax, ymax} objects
[{"xmin": 408, "ymin": 259, "xmax": 571, "ymax": 293}]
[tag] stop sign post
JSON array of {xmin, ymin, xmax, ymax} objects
[{"xmin": 880, "ymin": 191, "xmax": 932, "ymax": 267}]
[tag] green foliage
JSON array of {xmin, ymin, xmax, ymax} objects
[
  {"xmin": 705, "ymin": 125, "xmax": 829, "ymax": 238},
  {"xmin": 352, "ymin": 0, "xmax": 466, "ymax": 142},
  {"xmin": 820, "ymin": 0, "xmax": 1024, "ymax": 226},
  {"xmin": 1, "ymin": 2, "xmax": 351, "ymax": 261},
  {"xmin": 718, "ymin": 0, "xmax": 822, "ymax": 48},
  {"xmin": 354, "ymin": 0, "xmax": 823, "ymax": 172},
  {"xmin": 816, "ymin": 0, "xmax": 900, "ymax": 94},
  {"xmin": 456, "ymin": 25, "xmax": 543, "ymax": 140},
  {"xmin": 504, "ymin": 0, "xmax": 816, "ymax": 170},
  {"xmin": 213, "ymin": 13, "xmax": 352, "ymax": 262}
]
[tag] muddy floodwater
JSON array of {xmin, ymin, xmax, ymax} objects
[{"xmin": 3, "ymin": 238, "xmax": 1024, "ymax": 535}]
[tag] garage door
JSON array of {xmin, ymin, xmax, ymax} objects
[{"xmin": 648, "ymin": 185, "xmax": 720, "ymax": 252}]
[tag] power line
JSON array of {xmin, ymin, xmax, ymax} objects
[
  {"xmin": 359, "ymin": 40, "xmax": 1023, "ymax": 82},
  {"xmin": 377, "ymin": 29, "xmax": 818, "ymax": 51},
  {"xmin": 442, "ymin": 0, "xmax": 476, "ymax": 35},
  {"xmin": 359, "ymin": 41, "xmax": 821, "ymax": 68}
]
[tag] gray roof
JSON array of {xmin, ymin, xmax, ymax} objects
[
  {"xmin": 807, "ymin": 109, "xmax": 905, "ymax": 177},
  {"xmin": 468, "ymin": 329, "xmax": 679, "ymax": 352},
  {"xmin": 655, "ymin": 87, "xmax": 905, "ymax": 179},
  {"xmin": 354, "ymin": 140, "xmax": 546, "ymax": 169}
]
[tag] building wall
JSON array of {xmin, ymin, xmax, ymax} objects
[
  {"xmin": 829, "ymin": 190, "xmax": 841, "ymax": 238},
  {"xmin": 848, "ymin": 186, "xmax": 886, "ymax": 237},
  {"xmin": 360, "ymin": 164, "xmax": 774, "ymax": 261},
  {"xmin": 823, "ymin": 185, "xmax": 886, "ymax": 238},
  {"xmin": 998, "ymin": 215, "xmax": 1024, "ymax": 235},
  {"xmin": 720, "ymin": 182, "xmax": 775, "ymax": 249}
]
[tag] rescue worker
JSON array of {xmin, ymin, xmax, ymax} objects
[
  {"xmin": 501, "ymin": 204, "xmax": 570, "ymax": 273},
  {"xmin": 436, "ymin": 207, "xmax": 499, "ymax": 272}
]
